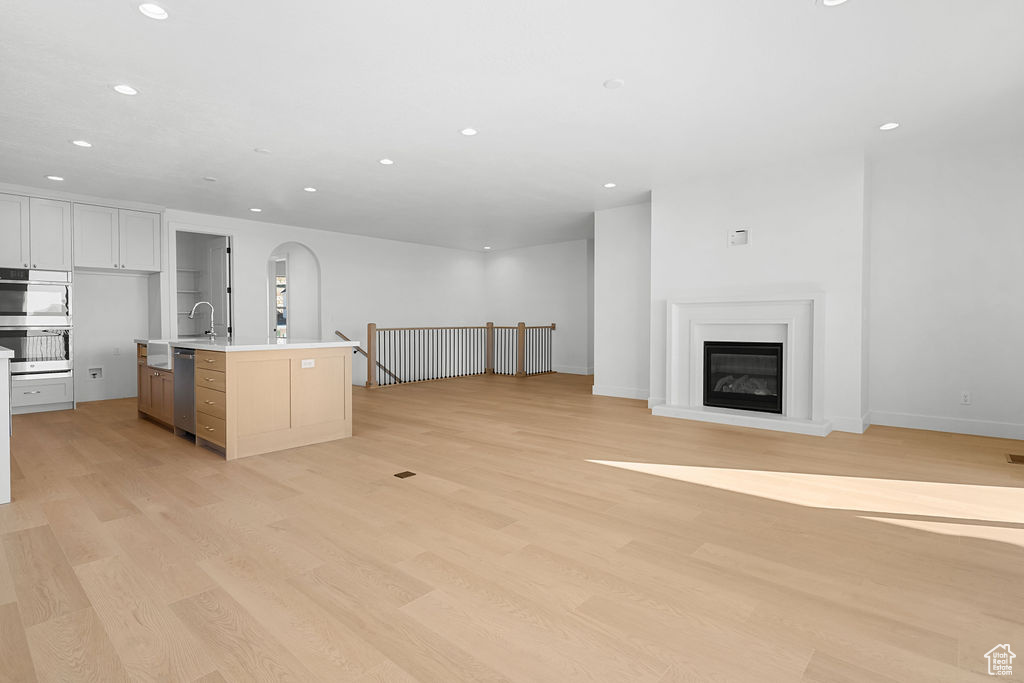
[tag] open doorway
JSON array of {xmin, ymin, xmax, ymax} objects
[
  {"xmin": 267, "ymin": 242, "xmax": 320, "ymax": 340},
  {"xmin": 176, "ymin": 231, "xmax": 233, "ymax": 338},
  {"xmin": 273, "ymin": 259, "xmax": 287, "ymax": 339}
]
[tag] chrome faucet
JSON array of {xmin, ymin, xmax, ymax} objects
[{"xmin": 188, "ymin": 301, "xmax": 216, "ymax": 339}]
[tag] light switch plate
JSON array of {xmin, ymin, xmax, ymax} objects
[{"xmin": 301, "ymin": 359, "xmax": 315, "ymax": 369}]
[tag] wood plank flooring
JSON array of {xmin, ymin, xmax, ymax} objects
[{"xmin": 2, "ymin": 373, "xmax": 1023, "ymax": 681}]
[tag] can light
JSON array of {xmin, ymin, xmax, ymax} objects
[{"xmin": 138, "ymin": 3, "xmax": 168, "ymax": 20}]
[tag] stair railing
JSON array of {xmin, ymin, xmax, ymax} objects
[{"xmin": 364, "ymin": 322, "xmax": 555, "ymax": 388}]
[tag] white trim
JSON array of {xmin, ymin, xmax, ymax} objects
[
  {"xmin": 652, "ymin": 404, "xmax": 833, "ymax": 437},
  {"xmin": 869, "ymin": 411, "xmax": 1024, "ymax": 440},
  {"xmin": 648, "ymin": 396, "xmax": 665, "ymax": 409},
  {"xmin": 830, "ymin": 414, "xmax": 869, "ymax": 434},
  {"xmin": 593, "ymin": 385, "xmax": 648, "ymax": 400}
]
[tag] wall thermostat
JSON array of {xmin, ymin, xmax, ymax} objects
[{"xmin": 728, "ymin": 229, "xmax": 750, "ymax": 246}]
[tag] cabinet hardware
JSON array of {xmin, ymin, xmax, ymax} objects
[
  {"xmin": 204, "ymin": 359, "xmax": 216, "ymax": 363},
  {"xmin": 203, "ymin": 377, "xmax": 215, "ymax": 382},
  {"xmin": 204, "ymin": 400, "xmax": 215, "ymax": 404},
  {"xmin": 204, "ymin": 426, "xmax": 214, "ymax": 431},
  {"xmin": 24, "ymin": 390, "xmax": 42, "ymax": 395}
]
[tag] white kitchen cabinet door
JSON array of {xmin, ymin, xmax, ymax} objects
[
  {"xmin": 73, "ymin": 204, "xmax": 120, "ymax": 269},
  {"xmin": 28, "ymin": 198, "xmax": 72, "ymax": 270},
  {"xmin": 0, "ymin": 193, "xmax": 31, "ymax": 269},
  {"xmin": 118, "ymin": 209, "xmax": 160, "ymax": 272}
]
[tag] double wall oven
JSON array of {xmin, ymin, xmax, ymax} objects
[{"xmin": 0, "ymin": 269, "xmax": 72, "ymax": 379}]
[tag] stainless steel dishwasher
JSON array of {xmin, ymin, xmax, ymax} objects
[{"xmin": 173, "ymin": 349, "xmax": 195, "ymax": 435}]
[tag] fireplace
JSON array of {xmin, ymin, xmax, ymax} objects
[{"xmin": 703, "ymin": 341, "xmax": 783, "ymax": 414}]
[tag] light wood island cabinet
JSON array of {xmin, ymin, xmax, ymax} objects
[
  {"xmin": 195, "ymin": 346, "xmax": 353, "ymax": 459},
  {"xmin": 137, "ymin": 344, "xmax": 174, "ymax": 427},
  {"xmin": 137, "ymin": 339, "xmax": 357, "ymax": 459}
]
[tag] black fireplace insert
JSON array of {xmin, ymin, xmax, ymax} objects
[{"xmin": 703, "ymin": 341, "xmax": 783, "ymax": 414}]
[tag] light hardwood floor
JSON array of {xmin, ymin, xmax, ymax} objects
[{"xmin": 2, "ymin": 373, "xmax": 1023, "ymax": 681}]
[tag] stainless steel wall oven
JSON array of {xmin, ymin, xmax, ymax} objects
[{"xmin": 0, "ymin": 269, "xmax": 73, "ymax": 379}]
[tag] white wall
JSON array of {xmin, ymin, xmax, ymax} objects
[
  {"xmin": 73, "ymin": 272, "xmax": 152, "ymax": 402},
  {"xmin": 650, "ymin": 154, "xmax": 868, "ymax": 432},
  {"xmin": 485, "ymin": 238, "xmax": 594, "ymax": 375},
  {"xmin": 593, "ymin": 202, "xmax": 651, "ymax": 399},
  {"xmin": 868, "ymin": 146, "xmax": 1024, "ymax": 439}
]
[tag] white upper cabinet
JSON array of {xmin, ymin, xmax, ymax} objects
[
  {"xmin": 0, "ymin": 193, "xmax": 31, "ymax": 269},
  {"xmin": 73, "ymin": 204, "xmax": 119, "ymax": 269},
  {"xmin": 28, "ymin": 198, "xmax": 72, "ymax": 270},
  {"xmin": 118, "ymin": 209, "xmax": 160, "ymax": 271},
  {"xmin": 72, "ymin": 203, "xmax": 160, "ymax": 272}
]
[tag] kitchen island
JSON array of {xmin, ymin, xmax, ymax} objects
[{"xmin": 135, "ymin": 338, "xmax": 359, "ymax": 459}]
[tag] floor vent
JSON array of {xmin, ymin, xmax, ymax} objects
[
  {"xmin": 1007, "ymin": 454, "xmax": 1024, "ymax": 465},
  {"xmin": 394, "ymin": 471, "xmax": 417, "ymax": 478}
]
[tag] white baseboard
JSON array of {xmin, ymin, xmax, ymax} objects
[
  {"xmin": 592, "ymin": 385, "xmax": 648, "ymax": 400},
  {"xmin": 553, "ymin": 365, "xmax": 593, "ymax": 375},
  {"xmin": 648, "ymin": 396, "xmax": 665, "ymax": 410},
  {"xmin": 869, "ymin": 411, "xmax": 1024, "ymax": 440}
]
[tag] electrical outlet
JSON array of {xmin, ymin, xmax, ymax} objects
[
  {"xmin": 301, "ymin": 359, "xmax": 315, "ymax": 369},
  {"xmin": 960, "ymin": 391, "xmax": 972, "ymax": 405}
]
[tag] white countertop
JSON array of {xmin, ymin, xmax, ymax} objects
[
  {"xmin": 0, "ymin": 346, "xmax": 12, "ymax": 359},
  {"xmin": 135, "ymin": 338, "xmax": 360, "ymax": 352}
]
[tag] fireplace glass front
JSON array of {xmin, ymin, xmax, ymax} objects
[{"xmin": 703, "ymin": 341, "xmax": 783, "ymax": 414}]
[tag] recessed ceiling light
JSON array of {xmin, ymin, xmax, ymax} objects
[
  {"xmin": 379, "ymin": 158, "xmax": 395, "ymax": 165},
  {"xmin": 483, "ymin": 246, "xmax": 492, "ymax": 250},
  {"xmin": 46, "ymin": 175, "xmax": 64, "ymax": 181},
  {"xmin": 71, "ymin": 140, "xmax": 92, "ymax": 148},
  {"xmin": 254, "ymin": 147, "xmax": 271, "ymax": 154},
  {"xmin": 603, "ymin": 182, "xmax": 617, "ymax": 189},
  {"xmin": 249, "ymin": 208, "xmax": 262, "ymax": 213},
  {"xmin": 303, "ymin": 187, "xmax": 317, "ymax": 192},
  {"xmin": 202, "ymin": 176, "xmax": 217, "ymax": 182},
  {"xmin": 603, "ymin": 78, "xmax": 625, "ymax": 90},
  {"xmin": 879, "ymin": 122, "xmax": 900, "ymax": 131},
  {"xmin": 460, "ymin": 128, "xmax": 478, "ymax": 136},
  {"xmin": 113, "ymin": 84, "xmax": 138, "ymax": 96},
  {"xmin": 138, "ymin": 3, "xmax": 168, "ymax": 20},
  {"xmin": 822, "ymin": 0, "xmax": 849, "ymax": 5}
]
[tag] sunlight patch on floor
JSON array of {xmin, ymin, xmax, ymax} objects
[
  {"xmin": 857, "ymin": 515, "xmax": 1024, "ymax": 548},
  {"xmin": 587, "ymin": 460, "xmax": 1024, "ymax": 525}
]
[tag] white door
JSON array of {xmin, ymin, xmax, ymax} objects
[
  {"xmin": 118, "ymin": 210, "xmax": 160, "ymax": 271},
  {"xmin": 28, "ymin": 198, "xmax": 72, "ymax": 270},
  {"xmin": 0, "ymin": 193, "xmax": 30, "ymax": 269},
  {"xmin": 73, "ymin": 204, "xmax": 119, "ymax": 269},
  {"xmin": 208, "ymin": 239, "xmax": 231, "ymax": 337}
]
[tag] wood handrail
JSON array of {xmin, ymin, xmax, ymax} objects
[
  {"xmin": 335, "ymin": 330, "xmax": 402, "ymax": 386},
  {"xmin": 374, "ymin": 326, "xmax": 489, "ymax": 331}
]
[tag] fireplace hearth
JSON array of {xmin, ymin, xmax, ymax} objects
[{"xmin": 703, "ymin": 341, "xmax": 783, "ymax": 414}]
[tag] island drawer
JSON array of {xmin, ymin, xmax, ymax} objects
[
  {"xmin": 196, "ymin": 386, "xmax": 226, "ymax": 419},
  {"xmin": 197, "ymin": 412, "xmax": 227, "ymax": 447},
  {"xmin": 196, "ymin": 368, "xmax": 226, "ymax": 392},
  {"xmin": 196, "ymin": 350, "xmax": 225, "ymax": 372}
]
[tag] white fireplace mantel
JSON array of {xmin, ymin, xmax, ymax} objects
[{"xmin": 652, "ymin": 292, "xmax": 831, "ymax": 436}]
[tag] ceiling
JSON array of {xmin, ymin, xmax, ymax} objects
[{"xmin": 2, "ymin": 0, "xmax": 1022, "ymax": 250}]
